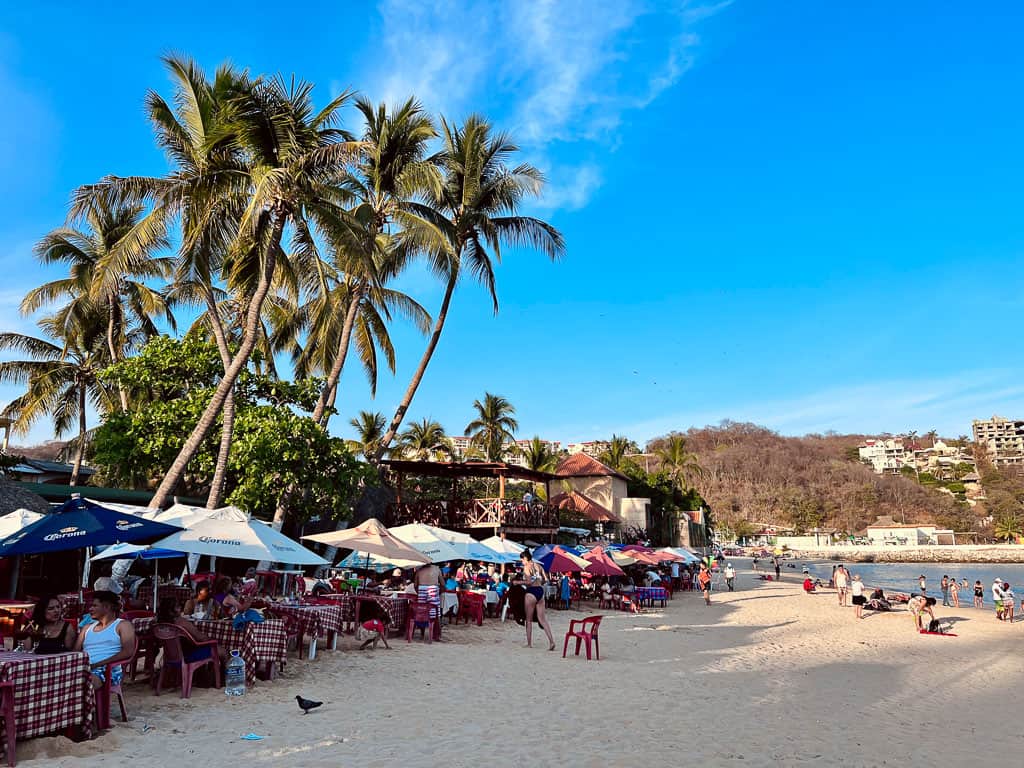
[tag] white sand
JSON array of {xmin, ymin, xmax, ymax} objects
[{"xmin": 25, "ymin": 563, "xmax": 1024, "ymax": 767}]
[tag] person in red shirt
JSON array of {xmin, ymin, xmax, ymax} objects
[{"xmin": 358, "ymin": 618, "xmax": 390, "ymax": 650}]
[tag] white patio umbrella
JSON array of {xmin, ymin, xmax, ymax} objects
[
  {"xmin": 91, "ymin": 543, "xmax": 187, "ymax": 611},
  {"xmin": 480, "ymin": 535, "xmax": 526, "ymax": 555},
  {"xmin": 151, "ymin": 509, "xmax": 327, "ymax": 566},
  {"xmin": 388, "ymin": 523, "xmax": 470, "ymax": 563}
]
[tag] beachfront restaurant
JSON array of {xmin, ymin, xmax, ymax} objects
[{"xmin": 380, "ymin": 459, "xmax": 560, "ymax": 544}]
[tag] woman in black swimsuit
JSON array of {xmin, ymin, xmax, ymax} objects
[
  {"xmin": 27, "ymin": 595, "xmax": 74, "ymax": 654},
  {"xmin": 973, "ymin": 580, "xmax": 984, "ymax": 609},
  {"xmin": 516, "ymin": 550, "xmax": 555, "ymax": 650}
]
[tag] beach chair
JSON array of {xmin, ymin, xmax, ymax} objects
[
  {"xmin": 95, "ymin": 637, "xmax": 138, "ymax": 730},
  {"xmin": 0, "ymin": 680, "xmax": 15, "ymax": 766},
  {"xmin": 152, "ymin": 623, "xmax": 221, "ymax": 698},
  {"xmin": 562, "ymin": 615, "xmax": 603, "ymax": 661}
]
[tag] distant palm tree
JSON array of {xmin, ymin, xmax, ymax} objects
[
  {"xmin": 465, "ymin": 392, "xmax": 518, "ymax": 462},
  {"xmin": 374, "ymin": 116, "xmax": 564, "ymax": 459},
  {"xmin": 0, "ymin": 314, "xmax": 118, "ymax": 485},
  {"xmin": 25, "ymin": 195, "xmax": 174, "ymax": 411},
  {"xmin": 349, "ymin": 410, "xmax": 387, "ymax": 460},
  {"xmin": 522, "ymin": 436, "xmax": 559, "ymax": 473},
  {"xmin": 655, "ymin": 434, "xmax": 704, "ymax": 491},
  {"xmin": 600, "ymin": 434, "xmax": 636, "ymax": 472},
  {"xmin": 925, "ymin": 429, "xmax": 939, "ymax": 448},
  {"xmin": 994, "ymin": 514, "xmax": 1022, "ymax": 543},
  {"xmin": 398, "ymin": 418, "xmax": 449, "ymax": 461}
]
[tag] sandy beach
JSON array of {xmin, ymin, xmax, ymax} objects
[{"xmin": 22, "ymin": 563, "xmax": 1024, "ymax": 768}]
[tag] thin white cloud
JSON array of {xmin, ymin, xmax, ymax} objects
[
  {"xmin": 535, "ymin": 163, "xmax": 603, "ymax": 212},
  {"xmin": 365, "ymin": 0, "xmax": 730, "ymax": 212}
]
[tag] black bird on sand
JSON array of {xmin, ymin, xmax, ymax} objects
[{"xmin": 296, "ymin": 695, "xmax": 323, "ymax": 714}]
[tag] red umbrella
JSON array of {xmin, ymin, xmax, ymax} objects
[
  {"xmin": 582, "ymin": 546, "xmax": 626, "ymax": 577},
  {"xmin": 622, "ymin": 544, "xmax": 654, "ymax": 553},
  {"xmin": 543, "ymin": 550, "xmax": 587, "ymax": 573},
  {"xmin": 627, "ymin": 550, "xmax": 663, "ymax": 565}
]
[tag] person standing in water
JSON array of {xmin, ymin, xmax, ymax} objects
[
  {"xmin": 514, "ymin": 550, "xmax": 555, "ymax": 651},
  {"xmin": 940, "ymin": 575, "xmax": 950, "ymax": 606},
  {"xmin": 949, "ymin": 577, "xmax": 960, "ymax": 607},
  {"xmin": 973, "ymin": 580, "xmax": 984, "ymax": 609}
]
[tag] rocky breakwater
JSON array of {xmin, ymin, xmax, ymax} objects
[{"xmin": 789, "ymin": 545, "xmax": 1024, "ymax": 564}]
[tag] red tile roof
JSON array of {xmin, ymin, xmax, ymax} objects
[
  {"xmin": 548, "ymin": 490, "xmax": 621, "ymax": 523},
  {"xmin": 553, "ymin": 453, "xmax": 629, "ymax": 481}
]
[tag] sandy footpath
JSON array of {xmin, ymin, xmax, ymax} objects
[{"xmin": 23, "ymin": 563, "xmax": 1024, "ymax": 768}]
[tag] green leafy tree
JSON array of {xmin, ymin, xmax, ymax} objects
[
  {"xmin": 465, "ymin": 392, "xmax": 518, "ymax": 461},
  {"xmin": 375, "ymin": 116, "xmax": 564, "ymax": 459},
  {"xmin": 993, "ymin": 514, "xmax": 1022, "ymax": 543}
]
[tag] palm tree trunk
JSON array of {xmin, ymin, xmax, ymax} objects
[
  {"xmin": 311, "ymin": 285, "xmax": 363, "ymax": 425},
  {"xmin": 204, "ymin": 293, "xmax": 234, "ymax": 510},
  {"xmin": 375, "ymin": 273, "xmax": 456, "ymax": 461},
  {"xmin": 106, "ymin": 301, "xmax": 129, "ymax": 412},
  {"xmin": 70, "ymin": 384, "xmax": 86, "ymax": 487},
  {"xmin": 149, "ymin": 218, "xmax": 283, "ymax": 509}
]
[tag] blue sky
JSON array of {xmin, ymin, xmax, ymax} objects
[{"xmin": 2, "ymin": 1, "xmax": 1024, "ymax": 447}]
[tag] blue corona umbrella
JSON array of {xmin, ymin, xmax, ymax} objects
[
  {"xmin": 91, "ymin": 543, "xmax": 187, "ymax": 612},
  {"xmin": 0, "ymin": 495, "xmax": 183, "ymax": 556}
]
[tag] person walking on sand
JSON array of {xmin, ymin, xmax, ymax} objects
[
  {"xmin": 834, "ymin": 565, "xmax": 849, "ymax": 607},
  {"xmin": 850, "ymin": 574, "xmax": 866, "ymax": 619},
  {"xmin": 949, "ymin": 577, "xmax": 960, "ymax": 608},
  {"xmin": 724, "ymin": 562, "xmax": 736, "ymax": 591},
  {"xmin": 973, "ymin": 580, "xmax": 984, "ymax": 609},
  {"xmin": 774, "ymin": 559, "xmax": 781, "ymax": 582},
  {"xmin": 514, "ymin": 550, "xmax": 556, "ymax": 651},
  {"xmin": 697, "ymin": 564, "xmax": 712, "ymax": 605},
  {"xmin": 940, "ymin": 575, "xmax": 950, "ymax": 607}
]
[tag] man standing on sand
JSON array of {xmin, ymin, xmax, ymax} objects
[
  {"xmin": 940, "ymin": 575, "xmax": 950, "ymax": 607},
  {"xmin": 774, "ymin": 559, "xmax": 781, "ymax": 582},
  {"xmin": 724, "ymin": 562, "xmax": 736, "ymax": 591},
  {"xmin": 834, "ymin": 565, "xmax": 849, "ymax": 607}
]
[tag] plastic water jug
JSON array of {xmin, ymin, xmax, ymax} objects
[{"xmin": 225, "ymin": 650, "xmax": 246, "ymax": 696}]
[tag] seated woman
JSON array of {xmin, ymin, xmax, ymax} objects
[
  {"xmin": 183, "ymin": 580, "xmax": 220, "ymax": 621},
  {"xmin": 26, "ymin": 595, "xmax": 75, "ymax": 654},
  {"xmin": 157, "ymin": 598, "xmax": 215, "ymax": 662},
  {"xmin": 211, "ymin": 576, "xmax": 249, "ymax": 618},
  {"xmin": 74, "ymin": 590, "xmax": 137, "ymax": 689},
  {"xmin": 802, "ymin": 577, "xmax": 816, "ymax": 593}
]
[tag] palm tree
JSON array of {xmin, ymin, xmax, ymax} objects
[
  {"xmin": 465, "ymin": 392, "xmax": 518, "ymax": 462},
  {"xmin": 600, "ymin": 434, "xmax": 636, "ymax": 472},
  {"xmin": 308, "ymin": 97, "xmax": 440, "ymax": 425},
  {"xmin": 993, "ymin": 514, "xmax": 1022, "ymax": 543},
  {"xmin": 397, "ymin": 418, "xmax": 449, "ymax": 461},
  {"xmin": 926, "ymin": 429, "xmax": 939, "ymax": 448},
  {"xmin": 374, "ymin": 116, "xmax": 564, "ymax": 459},
  {"xmin": 349, "ymin": 410, "xmax": 387, "ymax": 460},
  {"xmin": 521, "ymin": 437, "xmax": 558, "ymax": 473},
  {"xmin": 0, "ymin": 314, "xmax": 117, "ymax": 485},
  {"xmin": 655, "ymin": 434, "xmax": 704, "ymax": 491},
  {"xmin": 82, "ymin": 60, "xmax": 361, "ymax": 509},
  {"xmin": 25, "ymin": 196, "xmax": 175, "ymax": 411}
]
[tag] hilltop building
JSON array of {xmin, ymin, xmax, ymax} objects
[
  {"xmin": 972, "ymin": 415, "xmax": 1024, "ymax": 467},
  {"xmin": 858, "ymin": 438, "xmax": 913, "ymax": 475}
]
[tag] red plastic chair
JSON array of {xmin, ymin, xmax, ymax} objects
[
  {"xmin": 121, "ymin": 611, "xmax": 156, "ymax": 682},
  {"xmin": 456, "ymin": 593, "xmax": 485, "ymax": 626},
  {"xmin": 562, "ymin": 615, "xmax": 603, "ymax": 661},
  {"xmin": 152, "ymin": 624, "xmax": 221, "ymax": 699},
  {"xmin": 0, "ymin": 680, "xmax": 15, "ymax": 766},
  {"xmin": 405, "ymin": 601, "xmax": 438, "ymax": 643},
  {"xmin": 94, "ymin": 637, "xmax": 138, "ymax": 730}
]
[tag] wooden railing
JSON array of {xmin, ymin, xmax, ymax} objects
[{"xmin": 384, "ymin": 498, "xmax": 558, "ymax": 529}]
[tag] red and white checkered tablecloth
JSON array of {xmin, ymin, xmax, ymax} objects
[
  {"xmin": 267, "ymin": 604, "xmax": 344, "ymax": 640},
  {"xmin": 132, "ymin": 617, "xmax": 287, "ymax": 686},
  {"xmin": 318, "ymin": 594, "xmax": 410, "ymax": 635},
  {"xmin": 0, "ymin": 651, "xmax": 94, "ymax": 743}
]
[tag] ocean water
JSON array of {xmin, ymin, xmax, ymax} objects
[{"xmin": 787, "ymin": 560, "xmax": 1024, "ymax": 606}]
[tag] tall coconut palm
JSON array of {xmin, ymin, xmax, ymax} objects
[
  {"xmin": 0, "ymin": 314, "xmax": 118, "ymax": 485},
  {"xmin": 397, "ymin": 418, "xmax": 449, "ymax": 461},
  {"xmin": 374, "ymin": 116, "xmax": 564, "ymax": 459},
  {"xmin": 655, "ymin": 434, "xmax": 704, "ymax": 491},
  {"xmin": 24, "ymin": 196, "xmax": 175, "ymax": 411},
  {"xmin": 349, "ymin": 410, "xmax": 387, "ymax": 460},
  {"xmin": 80, "ymin": 60, "xmax": 361, "ymax": 509},
  {"xmin": 465, "ymin": 392, "xmax": 518, "ymax": 462},
  {"xmin": 308, "ymin": 97, "xmax": 440, "ymax": 425}
]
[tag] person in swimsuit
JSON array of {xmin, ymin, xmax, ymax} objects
[
  {"xmin": 26, "ymin": 595, "xmax": 75, "ymax": 654},
  {"xmin": 948, "ymin": 578, "xmax": 960, "ymax": 608},
  {"xmin": 515, "ymin": 550, "xmax": 555, "ymax": 650},
  {"xmin": 74, "ymin": 590, "xmax": 136, "ymax": 689},
  {"xmin": 834, "ymin": 565, "xmax": 849, "ymax": 607}
]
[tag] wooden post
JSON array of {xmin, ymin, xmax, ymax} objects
[
  {"xmin": 498, "ymin": 473, "xmax": 506, "ymax": 499},
  {"xmin": 396, "ymin": 472, "xmax": 404, "ymax": 503}
]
